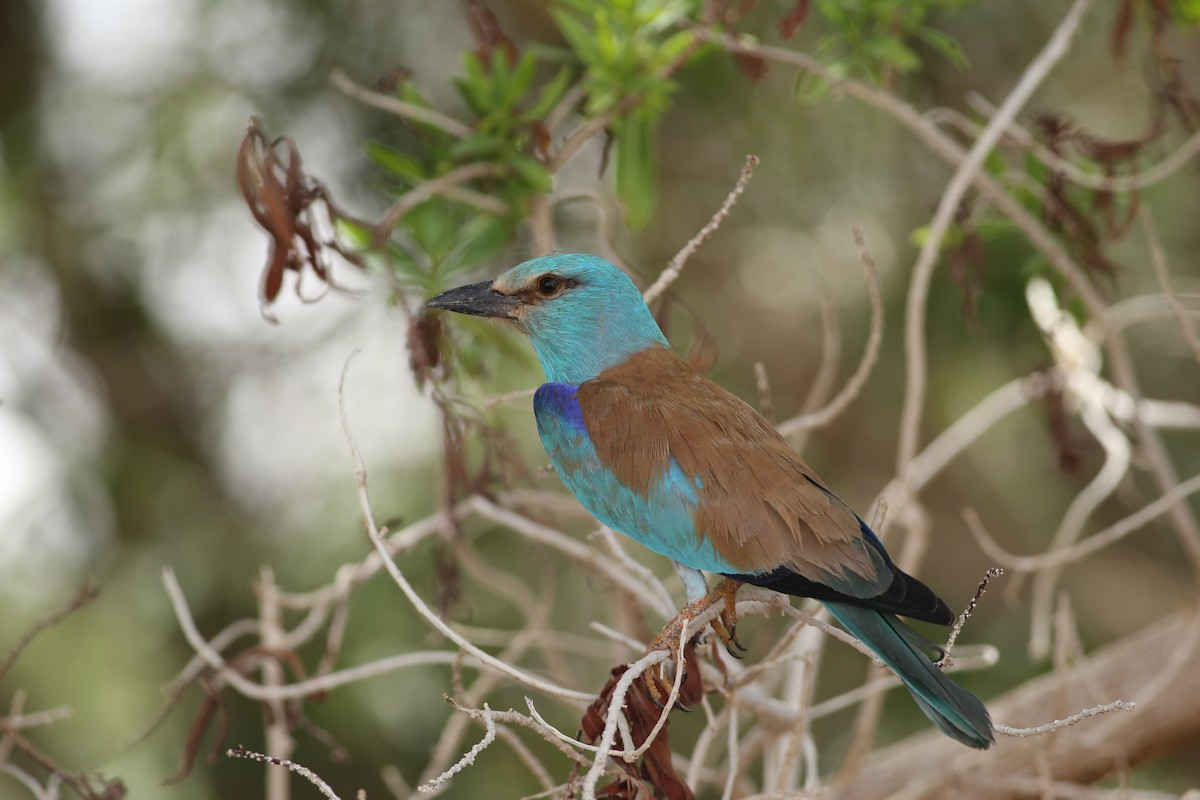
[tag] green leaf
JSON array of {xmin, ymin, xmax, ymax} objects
[
  {"xmin": 915, "ymin": 26, "xmax": 968, "ymax": 70},
  {"xmin": 489, "ymin": 47, "xmax": 510, "ymax": 108},
  {"xmin": 505, "ymin": 52, "xmax": 538, "ymax": 108},
  {"xmin": 453, "ymin": 73, "xmax": 486, "ymax": 117},
  {"xmin": 452, "ymin": 214, "xmax": 511, "ymax": 270},
  {"xmin": 615, "ymin": 116, "xmax": 655, "ymax": 228},
  {"xmin": 552, "ymin": 9, "xmax": 599, "ymax": 63},
  {"xmin": 508, "ymin": 154, "xmax": 553, "ymax": 192},
  {"xmin": 409, "ymin": 200, "xmax": 458, "ymax": 263},
  {"xmin": 524, "ymin": 66, "xmax": 574, "ymax": 121},
  {"xmin": 865, "ymin": 35, "xmax": 920, "ymax": 73},
  {"xmin": 448, "ymin": 133, "xmax": 504, "ymax": 161},
  {"xmin": 365, "ymin": 142, "xmax": 426, "ymax": 183}
]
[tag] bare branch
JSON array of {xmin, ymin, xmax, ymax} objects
[
  {"xmin": 995, "ymin": 700, "xmax": 1135, "ymax": 737},
  {"xmin": 227, "ymin": 745, "xmax": 344, "ymax": 800},
  {"xmin": 331, "ymin": 69, "xmax": 472, "ymax": 138},
  {"xmin": 375, "ymin": 162, "xmax": 502, "ymax": 246},
  {"xmin": 894, "ymin": 0, "xmax": 1092, "ymax": 475},
  {"xmin": 417, "ymin": 704, "xmax": 498, "ymax": 792},
  {"xmin": 0, "ymin": 583, "xmax": 99, "ymax": 683},
  {"xmin": 965, "ymin": 92, "xmax": 1200, "ymax": 193},
  {"xmin": 938, "ymin": 568, "xmax": 1003, "ymax": 668},
  {"xmin": 643, "ymin": 155, "xmax": 759, "ymax": 305},
  {"xmin": 963, "ymin": 473, "xmax": 1200, "ymax": 571},
  {"xmin": 1142, "ymin": 207, "xmax": 1200, "ymax": 368},
  {"xmin": 337, "ymin": 351, "xmax": 593, "ymax": 703},
  {"xmin": 778, "ymin": 224, "xmax": 885, "ymax": 435}
]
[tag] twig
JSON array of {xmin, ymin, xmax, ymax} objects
[
  {"xmin": 552, "ymin": 190, "xmax": 624, "ymax": 267},
  {"xmin": 592, "ymin": 526, "xmax": 676, "ymax": 616},
  {"xmin": 417, "ymin": 705, "xmax": 498, "ymax": 792},
  {"xmin": 549, "ymin": 92, "xmax": 642, "ymax": 173},
  {"xmin": 0, "ymin": 583, "xmax": 99, "ymax": 682},
  {"xmin": 1142, "ymin": 207, "xmax": 1200, "ymax": 368},
  {"xmin": 753, "ymin": 362, "xmax": 774, "ymax": 423},
  {"xmin": 337, "ymin": 351, "xmax": 593, "ymax": 704},
  {"xmin": 788, "ymin": 293, "xmax": 840, "ymax": 454},
  {"xmin": 778, "ymin": 224, "xmax": 885, "ymax": 434},
  {"xmin": 643, "ymin": 155, "xmax": 759, "ymax": 305},
  {"xmin": 545, "ymin": 83, "xmax": 587, "ymax": 135},
  {"xmin": 227, "ymin": 745, "xmax": 343, "ymax": 800},
  {"xmin": 938, "ymin": 568, "xmax": 1003, "ymax": 668},
  {"xmin": 331, "ymin": 69, "xmax": 472, "ymax": 138},
  {"xmin": 257, "ymin": 568, "xmax": 295, "ymax": 800},
  {"xmin": 624, "ymin": 619, "xmax": 689, "ymax": 762},
  {"xmin": 482, "ymin": 388, "xmax": 536, "ymax": 408},
  {"xmin": 895, "ymin": 0, "xmax": 1093, "ymax": 476},
  {"xmin": 528, "ymin": 194, "xmax": 556, "ymax": 256},
  {"xmin": 579, "ymin": 649, "xmax": 670, "ymax": 800},
  {"xmin": 375, "ymin": 162, "xmax": 502, "ymax": 246},
  {"xmin": 1026, "ymin": 278, "xmax": 1134, "ymax": 660},
  {"xmin": 995, "ymin": 700, "xmax": 1135, "ymax": 737},
  {"xmin": 470, "ymin": 496, "xmax": 676, "ymax": 620},
  {"xmin": 706, "ymin": 10, "xmax": 1200, "ymax": 567},
  {"xmin": 962, "ymin": 473, "xmax": 1200, "ymax": 571},
  {"xmin": 965, "ymin": 93, "xmax": 1200, "ymax": 193},
  {"xmin": 1, "ymin": 706, "xmax": 73, "ymax": 732},
  {"xmin": 445, "ymin": 699, "xmax": 591, "ymax": 768},
  {"xmin": 721, "ymin": 702, "xmax": 740, "ymax": 800}
]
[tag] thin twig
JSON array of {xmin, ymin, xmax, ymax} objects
[
  {"xmin": 962, "ymin": 473, "xmax": 1200, "ymax": 571},
  {"xmin": 895, "ymin": 0, "xmax": 1093, "ymax": 476},
  {"xmin": 0, "ymin": 583, "xmax": 99, "ymax": 682},
  {"xmin": 227, "ymin": 745, "xmax": 343, "ymax": 800},
  {"xmin": 995, "ymin": 700, "xmax": 1135, "ymax": 737},
  {"xmin": 938, "ymin": 568, "xmax": 1003, "ymax": 668},
  {"xmin": 375, "ymin": 162, "xmax": 502, "ymax": 246},
  {"xmin": 778, "ymin": 224, "xmax": 885, "ymax": 434},
  {"xmin": 331, "ymin": 69, "xmax": 472, "ymax": 138},
  {"xmin": 788, "ymin": 293, "xmax": 841, "ymax": 454},
  {"xmin": 337, "ymin": 351, "xmax": 593, "ymax": 703},
  {"xmin": 965, "ymin": 93, "xmax": 1200, "ymax": 193},
  {"xmin": 1142, "ymin": 207, "xmax": 1200, "ymax": 368},
  {"xmin": 643, "ymin": 155, "xmax": 759, "ymax": 305},
  {"xmin": 417, "ymin": 705, "xmax": 498, "ymax": 792},
  {"xmin": 579, "ymin": 650, "xmax": 670, "ymax": 800},
  {"xmin": 257, "ymin": 568, "xmax": 295, "ymax": 800},
  {"xmin": 754, "ymin": 362, "xmax": 774, "ymax": 423}
]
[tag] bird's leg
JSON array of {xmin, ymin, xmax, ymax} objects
[
  {"xmin": 672, "ymin": 561, "xmax": 709, "ymax": 604},
  {"xmin": 641, "ymin": 578, "xmax": 747, "ymax": 707}
]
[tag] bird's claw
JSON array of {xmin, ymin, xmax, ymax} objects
[
  {"xmin": 639, "ymin": 578, "xmax": 748, "ymax": 704},
  {"xmin": 643, "ymin": 664, "xmax": 691, "ymax": 711}
]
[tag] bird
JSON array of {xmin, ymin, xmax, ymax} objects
[{"xmin": 426, "ymin": 253, "xmax": 994, "ymax": 749}]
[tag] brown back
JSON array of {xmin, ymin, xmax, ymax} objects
[{"xmin": 576, "ymin": 346, "xmax": 889, "ymax": 594}]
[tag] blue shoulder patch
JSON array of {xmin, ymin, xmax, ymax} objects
[{"xmin": 534, "ymin": 383, "xmax": 587, "ymax": 434}]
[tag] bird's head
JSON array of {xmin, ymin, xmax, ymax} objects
[{"xmin": 426, "ymin": 254, "xmax": 668, "ymax": 385}]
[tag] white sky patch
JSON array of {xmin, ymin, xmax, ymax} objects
[{"xmin": 46, "ymin": 0, "xmax": 197, "ymax": 89}]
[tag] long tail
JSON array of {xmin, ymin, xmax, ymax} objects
[{"xmin": 824, "ymin": 601, "xmax": 994, "ymax": 749}]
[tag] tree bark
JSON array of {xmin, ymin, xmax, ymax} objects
[{"xmin": 834, "ymin": 603, "xmax": 1200, "ymax": 800}]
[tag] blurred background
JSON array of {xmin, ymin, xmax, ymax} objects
[{"xmin": 1, "ymin": 0, "xmax": 1198, "ymax": 797}]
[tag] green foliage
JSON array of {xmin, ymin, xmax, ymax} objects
[
  {"xmin": 551, "ymin": 0, "xmax": 705, "ymax": 226},
  {"xmin": 797, "ymin": 0, "xmax": 970, "ymax": 98}
]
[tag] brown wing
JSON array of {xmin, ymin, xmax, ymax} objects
[{"xmin": 576, "ymin": 346, "xmax": 890, "ymax": 596}]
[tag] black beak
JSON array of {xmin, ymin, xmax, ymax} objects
[{"xmin": 425, "ymin": 280, "xmax": 521, "ymax": 319}]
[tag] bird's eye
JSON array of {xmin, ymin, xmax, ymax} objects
[{"xmin": 537, "ymin": 275, "xmax": 561, "ymax": 296}]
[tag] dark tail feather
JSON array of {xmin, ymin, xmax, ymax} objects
[{"xmin": 825, "ymin": 601, "xmax": 994, "ymax": 749}]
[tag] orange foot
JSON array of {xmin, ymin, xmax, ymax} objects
[{"xmin": 642, "ymin": 578, "xmax": 746, "ymax": 708}]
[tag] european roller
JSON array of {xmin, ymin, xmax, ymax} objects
[{"xmin": 427, "ymin": 253, "xmax": 993, "ymax": 749}]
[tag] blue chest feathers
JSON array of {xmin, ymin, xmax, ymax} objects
[{"xmin": 532, "ymin": 382, "xmax": 731, "ymax": 572}]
